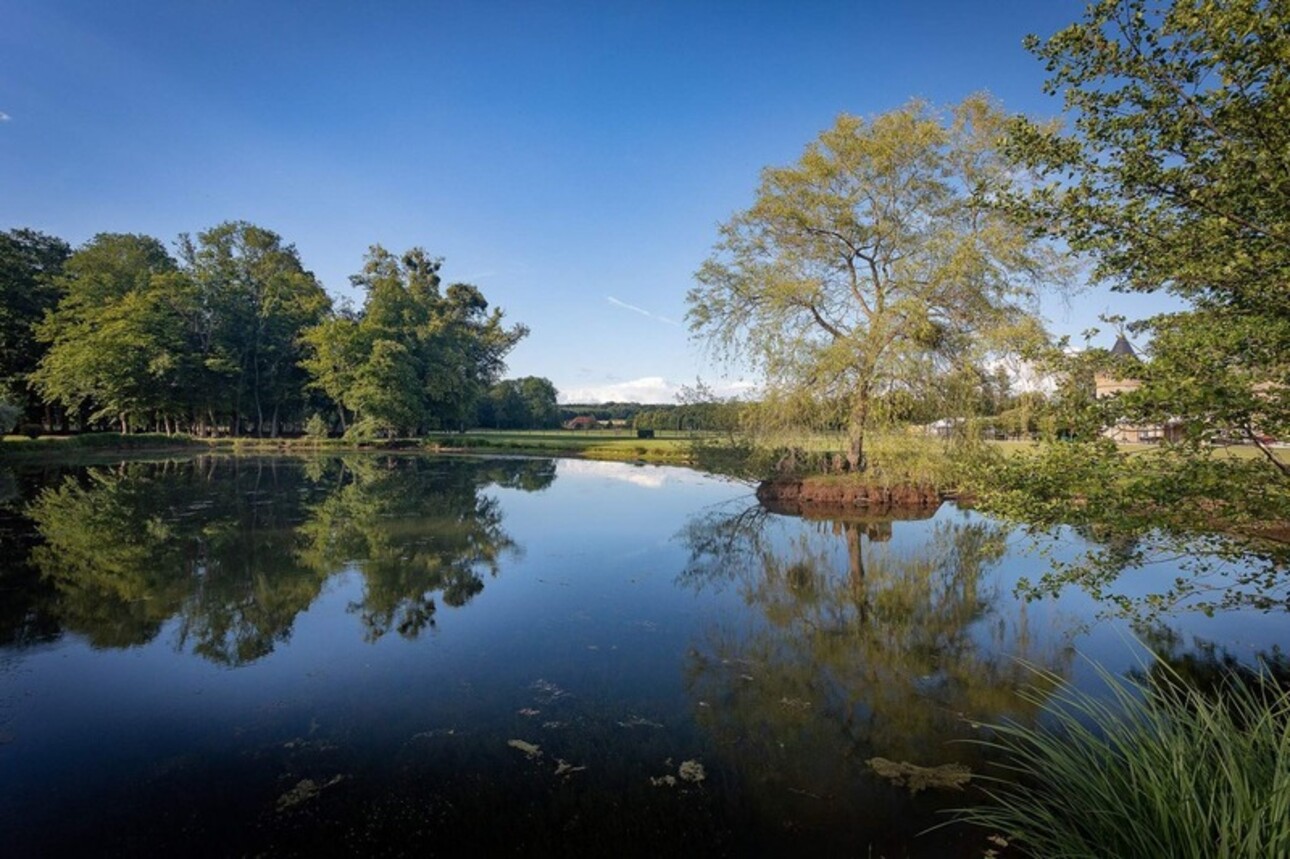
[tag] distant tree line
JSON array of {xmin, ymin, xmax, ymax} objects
[
  {"xmin": 475, "ymin": 377, "xmax": 560, "ymax": 429},
  {"xmin": 0, "ymin": 222, "xmax": 558, "ymax": 437}
]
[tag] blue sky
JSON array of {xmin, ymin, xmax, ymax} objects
[{"xmin": 1, "ymin": 1, "xmax": 1179, "ymax": 403}]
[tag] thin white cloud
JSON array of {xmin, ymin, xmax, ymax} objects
[
  {"xmin": 559, "ymin": 375, "xmax": 755, "ymax": 404},
  {"xmin": 983, "ymin": 355, "xmax": 1059, "ymax": 395},
  {"xmin": 561, "ymin": 375, "xmax": 680, "ymax": 404},
  {"xmin": 606, "ymin": 296, "xmax": 680, "ymax": 326},
  {"xmin": 0, "ymin": 112, "xmax": 10, "ymax": 122}
]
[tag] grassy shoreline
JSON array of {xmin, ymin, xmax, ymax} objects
[
  {"xmin": 4, "ymin": 429, "xmax": 1271, "ymax": 471},
  {"xmin": 0, "ymin": 429, "xmax": 701, "ymax": 466}
]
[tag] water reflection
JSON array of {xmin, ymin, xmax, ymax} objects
[
  {"xmin": 1135, "ymin": 622, "xmax": 1290, "ymax": 694},
  {"xmin": 9, "ymin": 456, "xmax": 553, "ymax": 663},
  {"xmin": 678, "ymin": 504, "xmax": 1075, "ymax": 819}
]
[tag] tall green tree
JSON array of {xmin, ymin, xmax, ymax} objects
[
  {"xmin": 33, "ymin": 233, "xmax": 192, "ymax": 432},
  {"xmin": 477, "ymin": 376, "xmax": 560, "ymax": 429},
  {"xmin": 1005, "ymin": 0, "xmax": 1290, "ymax": 473},
  {"xmin": 516, "ymin": 376, "xmax": 561, "ymax": 428},
  {"xmin": 299, "ymin": 308, "xmax": 365, "ymax": 433},
  {"xmin": 179, "ymin": 221, "xmax": 330, "ymax": 436},
  {"xmin": 307, "ymin": 246, "xmax": 526, "ymax": 437},
  {"xmin": 0, "ymin": 229, "xmax": 70, "ymax": 420},
  {"xmin": 687, "ymin": 96, "xmax": 1062, "ymax": 470}
]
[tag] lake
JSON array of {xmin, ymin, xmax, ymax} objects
[{"xmin": 0, "ymin": 455, "xmax": 1284, "ymax": 856}]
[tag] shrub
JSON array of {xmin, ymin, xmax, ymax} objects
[{"xmin": 304, "ymin": 413, "xmax": 330, "ymax": 440}]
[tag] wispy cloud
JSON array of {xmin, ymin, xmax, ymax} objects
[
  {"xmin": 561, "ymin": 375, "xmax": 680, "ymax": 404},
  {"xmin": 0, "ymin": 112, "xmax": 11, "ymax": 122},
  {"xmin": 559, "ymin": 375, "xmax": 756, "ymax": 404},
  {"xmin": 606, "ymin": 296, "xmax": 680, "ymax": 326}
]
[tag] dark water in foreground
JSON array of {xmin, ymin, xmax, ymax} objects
[{"xmin": 0, "ymin": 455, "xmax": 1284, "ymax": 857}]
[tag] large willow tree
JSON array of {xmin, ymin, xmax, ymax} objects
[{"xmin": 687, "ymin": 95, "xmax": 1062, "ymax": 471}]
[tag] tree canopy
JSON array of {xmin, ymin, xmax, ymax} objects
[
  {"xmin": 33, "ymin": 233, "xmax": 188, "ymax": 432},
  {"xmin": 687, "ymin": 95, "xmax": 1062, "ymax": 470},
  {"xmin": 1005, "ymin": 0, "xmax": 1289, "ymax": 472},
  {"xmin": 302, "ymin": 246, "xmax": 528, "ymax": 437},
  {"xmin": 6, "ymin": 222, "xmax": 525, "ymax": 438},
  {"xmin": 0, "ymin": 229, "xmax": 70, "ymax": 416},
  {"xmin": 964, "ymin": 0, "xmax": 1290, "ymax": 616}
]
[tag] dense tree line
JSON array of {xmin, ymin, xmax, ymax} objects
[
  {"xmin": 475, "ymin": 376, "xmax": 560, "ymax": 429},
  {"xmin": 0, "ymin": 222, "xmax": 538, "ymax": 437}
]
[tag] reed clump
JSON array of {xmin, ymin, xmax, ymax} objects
[{"xmin": 957, "ymin": 659, "xmax": 1290, "ymax": 858}]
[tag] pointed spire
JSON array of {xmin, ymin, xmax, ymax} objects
[{"xmin": 1109, "ymin": 335, "xmax": 1137, "ymax": 359}]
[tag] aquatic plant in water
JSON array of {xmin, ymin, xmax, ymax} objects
[{"xmin": 955, "ymin": 658, "xmax": 1290, "ymax": 858}]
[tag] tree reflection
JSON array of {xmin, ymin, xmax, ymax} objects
[
  {"xmin": 1133, "ymin": 622, "xmax": 1290, "ymax": 696},
  {"xmin": 15, "ymin": 456, "xmax": 550, "ymax": 663},
  {"xmin": 677, "ymin": 503, "xmax": 1074, "ymax": 811},
  {"xmin": 296, "ymin": 457, "xmax": 552, "ymax": 641},
  {"xmin": 26, "ymin": 458, "xmax": 331, "ymax": 660}
]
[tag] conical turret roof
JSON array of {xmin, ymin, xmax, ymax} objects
[{"xmin": 1109, "ymin": 335, "xmax": 1138, "ymax": 359}]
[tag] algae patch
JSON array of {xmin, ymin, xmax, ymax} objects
[
  {"xmin": 652, "ymin": 758, "xmax": 706, "ymax": 787},
  {"xmin": 866, "ymin": 757, "xmax": 971, "ymax": 794},
  {"xmin": 275, "ymin": 774, "xmax": 345, "ymax": 812},
  {"xmin": 617, "ymin": 714, "xmax": 663, "ymax": 729},
  {"xmin": 507, "ymin": 739, "xmax": 543, "ymax": 760},
  {"xmin": 678, "ymin": 759, "xmax": 706, "ymax": 784}
]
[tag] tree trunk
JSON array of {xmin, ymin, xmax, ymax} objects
[
  {"xmin": 119, "ymin": 413, "xmax": 128, "ymax": 434},
  {"xmin": 846, "ymin": 391, "xmax": 869, "ymax": 472}
]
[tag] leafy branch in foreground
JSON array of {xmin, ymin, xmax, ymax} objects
[
  {"xmin": 965, "ymin": 439, "xmax": 1290, "ymax": 618},
  {"xmin": 1005, "ymin": 0, "xmax": 1289, "ymax": 478}
]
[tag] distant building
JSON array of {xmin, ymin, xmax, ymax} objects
[
  {"xmin": 563, "ymin": 415, "xmax": 599, "ymax": 430},
  {"xmin": 921, "ymin": 417, "xmax": 965, "ymax": 439},
  {"xmin": 1094, "ymin": 335, "xmax": 1185, "ymax": 444}
]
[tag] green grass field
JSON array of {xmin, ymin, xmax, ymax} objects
[{"xmin": 429, "ymin": 429, "xmax": 699, "ymax": 463}]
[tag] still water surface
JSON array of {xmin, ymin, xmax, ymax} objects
[{"xmin": 0, "ymin": 455, "xmax": 1283, "ymax": 856}]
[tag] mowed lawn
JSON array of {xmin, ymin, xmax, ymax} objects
[{"xmin": 442, "ymin": 429, "xmax": 699, "ymax": 462}]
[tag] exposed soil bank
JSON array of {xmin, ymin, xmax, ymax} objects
[{"xmin": 756, "ymin": 477, "xmax": 949, "ymax": 516}]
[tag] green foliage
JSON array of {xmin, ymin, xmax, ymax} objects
[
  {"xmin": 0, "ymin": 400, "xmax": 19, "ymax": 434},
  {"xmin": 964, "ymin": 439, "xmax": 1290, "ymax": 617},
  {"xmin": 299, "ymin": 313, "xmax": 364, "ymax": 433},
  {"xmin": 957, "ymin": 656, "xmax": 1290, "ymax": 858},
  {"xmin": 32, "ymin": 233, "xmax": 187, "ymax": 432},
  {"xmin": 305, "ymin": 246, "xmax": 527, "ymax": 437},
  {"xmin": 304, "ymin": 413, "xmax": 330, "ymax": 439},
  {"xmin": 689, "ymin": 95, "xmax": 1062, "ymax": 470},
  {"xmin": 1005, "ymin": 0, "xmax": 1289, "ymax": 474},
  {"xmin": 178, "ymin": 221, "xmax": 331, "ymax": 435},
  {"xmin": 961, "ymin": 0, "xmax": 1290, "ymax": 619},
  {"xmin": 0, "ymin": 228, "xmax": 70, "ymax": 410},
  {"xmin": 476, "ymin": 376, "xmax": 560, "ymax": 429}
]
